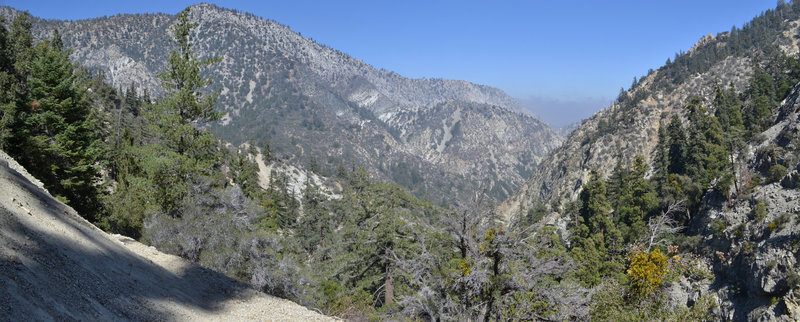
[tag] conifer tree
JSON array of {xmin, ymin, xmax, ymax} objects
[
  {"xmin": 685, "ymin": 97, "xmax": 728, "ymax": 187},
  {"xmin": 653, "ymin": 123, "xmax": 670, "ymax": 196},
  {"xmin": 714, "ymin": 83, "xmax": 744, "ymax": 133},
  {"xmin": 0, "ymin": 18, "xmax": 15, "ymax": 149},
  {"xmin": 155, "ymin": 7, "xmax": 221, "ymax": 156},
  {"xmin": 21, "ymin": 30, "xmax": 102, "ymax": 219},
  {"xmin": 570, "ymin": 171, "xmax": 622, "ymax": 285},
  {"xmin": 666, "ymin": 115, "xmax": 687, "ymax": 175},
  {"xmin": 744, "ymin": 65, "xmax": 776, "ymax": 134},
  {"xmin": 9, "ymin": 12, "xmax": 33, "ymax": 83}
]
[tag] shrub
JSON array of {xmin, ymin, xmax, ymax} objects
[
  {"xmin": 626, "ymin": 249, "xmax": 668, "ymax": 300},
  {"xmin": 753, "ymin": 200, "xmax": 768, "ymax": 222},
  {"xmin": 710, "ymin": 219, "xmax": 727, "ymax": 238},
  {"xmin": 768, "ymin": 213, "xmax": 790, "ymax": 234},
  {"xmin": 767, "ymin": 164, "xmax": 787, "ymax": 184}
]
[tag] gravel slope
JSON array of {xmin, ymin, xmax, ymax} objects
[{"xmin": 0, "ymin": 151, "xmax": 333, "ymax": 321}]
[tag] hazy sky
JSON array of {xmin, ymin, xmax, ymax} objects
[{"xmin": 1, "ymin": 0, "xmax": 779, "ymax": 126}]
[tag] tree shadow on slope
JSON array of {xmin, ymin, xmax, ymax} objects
[{"xmin": 0, "ymin": 165, "xmax": 260, "ymax": 321}]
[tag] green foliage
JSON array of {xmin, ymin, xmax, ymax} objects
[
  {"xmin": 610, "ymin": 155, "xmax": 658, "ymax": 243},
  {"xmin": 322, "ymin": 180, "xmax": 435, "ymax": 309},
  {"xmin": 653, "ymin": 124, "xmax": 670, "ymax": 196},
  {"xmin": 714, "ymin": 83, "xmax": 745, "ymax": 134},
  {"xmin": 518, "ymin": 201, "xmax": 547, "ymax": 228},
  {"xmin": 666, "ymin": 115, "xmax": 688, "ymax": 175},
  {"xmin": 0, "ymin": 20, "xmax": 104, "ymax": 221},
  {"xmin": 684, "ymin": 97, "xmax": 728, "ymax": 188},
  {"xmin": 156, "ymin": 8, "xmax": 221, "ymax": 156},
  {"xmin": 710, "ymin": 219, "xmax": 728, "ymax": 238},
  {"xmin": 754, "ymin": 199, "xmax": 768, "ymax": 222},
  {"xmin": 744, "ymin": 65, "xmax": 777, "ymax": 135},
  {"xmin": 767, "ymin": 163, "xmax": 787, "ymax": 184},
  {"xmin": 103, "ymin": 6, "xmax": 227, "ymax": 234},
  {"xmin": 9, "ymin": 11, "xmax": 34, "ymax": 81}
]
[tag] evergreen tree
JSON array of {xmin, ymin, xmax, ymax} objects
[
  {"xmin": 8, "ymin": 11, "xmax": 33, "ymax": 83},
  {"xmin": 621, "ymin": 155, "xmax": 657, "ymax": 242},
  {"xmin": 666, "ymin": 115, "xmax": 687, "ymax": 175},
  {"xmin": 297, "ymin": 177, "xmax": 333, "ymax": 255},
  {"xmin": 571, "ymin": 171, "xmax": 622, "ymax": 285},
  {"xmin": 606, "ymin": 156, "xmax": 629, "ymax": 212},
  {"xmin": 0, "ymin": 19, "xmax": 15, "ymax": 149},
  {"xmin": 652, "ymin": 123, "xmax": 670, "ymax": 196},
  {"xmin": 333, "ymin": 183, "xmax": 421, "ymax": 308},
  {"xmin": 20, "ymin": 30, "xmax": 102, "ymax": 220},
  {"xmin": 0, "ymin": 17, "xmax": 10, "ymax": 73},
  {"xmin": 713, "ymin": 83, "xmax": 744, "ymax": 133},
  {"xmin": 743, "ymin": 65, "xmax": 776, "ymax": 134},
  {"xmin": 685, "ymin": 97, "xmax": 728, "ymax": 188},
  {"xmin": 155, "ymin": 7, "xmax": 221, "ymax": 156}
]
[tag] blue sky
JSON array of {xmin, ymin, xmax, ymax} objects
[{"xmin": 1, "ymin": 0, "xmax": 779, "ymax": 126}]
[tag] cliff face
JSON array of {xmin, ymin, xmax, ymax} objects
[{"xmin": 0, "ymin": 4, "xmax": 561, "ymax": 205}]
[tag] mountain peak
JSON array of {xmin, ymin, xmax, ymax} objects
[{"xmin": 3, "ymin": 6, "xmax": 559, "ymax": 205}]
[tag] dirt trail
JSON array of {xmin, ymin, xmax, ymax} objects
[{"xmin": 0, "ymin": 151, "xmax": 333, "ymax": 321}]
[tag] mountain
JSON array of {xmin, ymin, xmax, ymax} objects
[
  {"xmin": 500, "ymin": 4, "xmax": 800, "ymax": 320},
  {"xmin": 499, "ymin": 14, "xmax": 796, "ymax": 220},
  {"xmin": 0, "ymin": 149, "xmax": 331, "ymax": 321},
  {"xmin": 0, "ymin": 4, "xmax": 561, "ymax": 205}
]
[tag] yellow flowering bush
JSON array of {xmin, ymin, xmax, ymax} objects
[{"xmin": 626, "ymin": 249, "xmax": 668, "ymax": 300}]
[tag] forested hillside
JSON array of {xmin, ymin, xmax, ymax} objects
[
  {"xmin": 501, "ymin": 2, "xmax": 800, "ymax": 320},
  {"xmin": 0, "ymin": 4, "xmax": 561, "ymax": 206},
  {"xmin": 0, "ymin": 8, "xmax": 582, "ymax": 320},
  {"xmin": 4, "ymin": 2, "xmax": 800, "ymax": 321}
]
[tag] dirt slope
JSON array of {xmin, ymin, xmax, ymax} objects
[{"xmin": 0, "ymin": 151, "xmax": 332, "ymax": 321}]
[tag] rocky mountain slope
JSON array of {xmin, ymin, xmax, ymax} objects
[
  {"xmin": 501, "ymin": 15, "xmax": 800, "ymax": 217},
  {"xmin": 499, "ymin": 5, "xmax": 800, "ymax": 320},
  {"xmin": 0, "ymin": 150, "xmax": 332, "ymax": 321},
  {"xmin": 0, "ymin": 4, "xmax": 561, "ymax": 205},
  {"xmin": 690, "ymin": 89, "xmax": 800, "ymax": 319}
]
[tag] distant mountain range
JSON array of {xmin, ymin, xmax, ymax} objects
[{"xmin": 0, "ymin": 4, "xmax": 562, "ymax": 205}]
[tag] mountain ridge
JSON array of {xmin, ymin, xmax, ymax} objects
[{"xmin": 0, "ymin": 4, "xmax": 561, "ymax": 205}]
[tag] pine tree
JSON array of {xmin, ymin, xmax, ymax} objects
[
  {"xmin": 21, "ymin": 30, "xmax": 102, "ymax": 220},
  {"xmin": 8, "ymin": 12, "xmax": 33, "ymax": 83},
  {"xmin": 570, "ymin": 171, "xmax": 625, "ymax": 285},
  {"xmin": 652, "ymin": 123, "xmax": 670, "ymax": 196},
  {"xmin": 0, "ymin": 18, "xmax": 16, "ymax": 149},
  {"xmin": 155, "ymin": 7, "xmax": 221, "ymax": 156},
  {"xmin": 606, "ymin": 156, "xmax": 629, "ymax": 212},
  {"xmin": 744, "ymin": 65, "xmax": 776, "ymax": 134},
  {"xmin": 685, "ymin": 97, "xmax": 728, "ymax": 188},
  {"xmin": 714, "ymin": 83, "xmax": 744, "ymax": 133},
  {"xmin": 335, "ymin": 183, "xmax": 420, "ymax": 307},
  {"xmin": 623, "ymin": 155, "xmax": 657, "ymax": 242},
  {"xmin": 666, "ymin": 115, "xmax": 687, "ymax": 175},
  {"xmin": 297, "ymin": 177, "xmax": 333, "ymax": 255}
]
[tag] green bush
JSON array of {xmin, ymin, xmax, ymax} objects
[
  {"xmin": 767, "ymin": 164, "xmax": 787, "ymax": 184},
  {"xmin": 710, "ymin": 219, "xmax": 728, "ymax": 238},
  {"xmin": 754, "ymin": 200, "xmax": 768, "ymax": 222}
]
